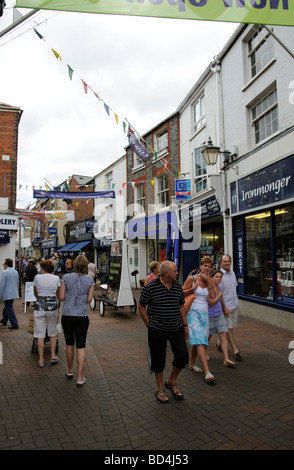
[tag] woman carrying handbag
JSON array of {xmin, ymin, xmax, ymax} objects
[{"xmin": 183, "ymin": 257, "xmax": 215, "ymax": 382}]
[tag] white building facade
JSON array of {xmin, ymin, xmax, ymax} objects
[
  {"xmin": 221, "ymin": 24, "xmax": 294, "ymax": 329},
  {"xmin": 93, "ymin": 155, "xmax": 127, "ymax": 278},
  {"xmin": 178, "ymin": 62, "xmax": 225, "ymax": 280},
  {"xmin": 179, "ymin": 23, "xmax": 294, "ymax": 329}
]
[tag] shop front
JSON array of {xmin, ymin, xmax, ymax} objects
[
  {"xmin": 58, "ymin": 218, "xmax": 94, "ymax": 260},
  {"xmin": 127, "ymin": 210, "xmax": 179, "ymax": 283},
  {"xmin": 180, "ymin": 195, "xmax": 224, "ymax": 282},
  {"xmin": 230, "ymin": 153, "xmax": 294, "ymax": 319},
  {"xmin": 92, "ymin": 236, "xmax": 111, "ymax": 278},
  {"xmin": 0, "ymin": 213, "xmax": 19, "ymax": 271},
  {"xmin": 40, "ymin": 237, "xmax": 58, "ymax": 259}
]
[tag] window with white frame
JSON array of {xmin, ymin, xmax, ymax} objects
[
  {"xmin": 252, "ymin": 88, "xmax": 278, "ymax": 144},
  {"xmin": 194, "ymin": 146, "xmax": 207, "ymax": 193},
  {"xmin": 157, "ymin": 173, "xmax": 169, "ymax": 207},
  {"xmin": 193, "ymin": 94, "xmax": 205, "ymax": 133},
  {"xmin": 248, "ymin": 26, "xmax": 274, "ymax": 79},
  {"xmin": 105, "ymin": 171, "xmax": 113, "ymax": 191},
  {"xmin": 133, "ymin": 151, "xmax": 143, "ymax": 168},
  {"xmin": 136, "ymin": 183, "xmax": 145, "ymax": 214},
  {"xmin": 154, "ymin": 130, "xmax": 168, "ymax": 156}
]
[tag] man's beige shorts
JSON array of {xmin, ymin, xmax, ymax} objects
[
  {"xmin": 225, "ymin": 307, "xmax": 239, "ymax": 329},
  {"xmin": 34, "ymin": 310, "xmax": 58, "ymax": 338}
]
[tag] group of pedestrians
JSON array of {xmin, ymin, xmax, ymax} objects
[
  {"xmin": 139, "ymin": 254, "xmax": 241, "ymax": 403},
  {"xmin": 0, "ymin": 255, "xmax": 94, "ymax": 387},
  {"xmin": 1, "ymin": 250, "xmax": 239, "ymax": 397}
]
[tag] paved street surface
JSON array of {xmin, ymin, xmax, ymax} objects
[{"xmin": 0, "ymin": 285, "xmax": 294, "ymax": 453}]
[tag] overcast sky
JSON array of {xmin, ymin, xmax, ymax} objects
[{"xmin": 0, "ymin": 3, "xmax": 238, "ymax": 209}]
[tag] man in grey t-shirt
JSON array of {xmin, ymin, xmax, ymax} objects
[{"xmin": 218, "ymin": 254, "xmax": 242, "ymax": 362}]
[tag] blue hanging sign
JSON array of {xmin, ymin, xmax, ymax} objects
[{"xmin": 175, "ymin": 179, "xmax": 191, "ymax": 200}]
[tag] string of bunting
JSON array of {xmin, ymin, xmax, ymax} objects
[{"xmin": 32, "ymin": 26, "xmax": 181, "ymax": 178}]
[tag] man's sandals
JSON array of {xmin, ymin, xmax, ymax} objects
[
  {"xmin": 164, "ymin": 381, "xmax": 184, "ymax": 400},
  {"xmin": 155, "ymin": 388, "xmax": 169, "ymax": 404}
]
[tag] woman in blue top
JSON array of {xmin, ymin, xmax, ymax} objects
[
  {"xmin": 59, "ymin": 255, "xmax": 94, "ymax": 387},
  {"xmin": 208, "ymin": 269, "xmax": 236, "ymax": 367}
]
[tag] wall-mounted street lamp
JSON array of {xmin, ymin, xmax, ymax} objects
[{"xmin": 201, "ymin": 137, "xmax": 238, "ymax": 173}]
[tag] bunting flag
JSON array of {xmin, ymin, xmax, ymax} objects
[
  {"xmin": 34, "ymin": 28, "xmax": 44, "ymax": 40},
  {"xmin": 33, "ymin": 27, "xmax": 129, "ymax": 138},
  {"xmin": 82, "ymin": 80, "xmax": 88, "ymax": 94},
  {"xmin": 52, "ymin": 48, "xmax": 61, "ymax": 60},
  {"xmin": 15, "ymin": 0, "xmax": 294, "ymax": 27},
  {"xmin": 31, "ymin": 24, "xmax": 172, "ymax": 162},
  {"xmin": 67, "ymin": 65, "xmax": 74, "ymax": 80},
  {"xmin": 19, "ymin": 23, "xmax": 183, "ymax": 185}
]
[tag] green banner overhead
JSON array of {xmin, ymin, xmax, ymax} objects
[{"xmin": 14, "ymin": 0, "xmax": 294, "ymax": 27}]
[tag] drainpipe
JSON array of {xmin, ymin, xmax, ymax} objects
[{"xmin": 211, "ymin": 59, "xmax": 229, "ymax": 254}]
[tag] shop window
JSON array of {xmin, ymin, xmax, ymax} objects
[
  {"xmin": 149, "ymin": 239, "xmax": 167, "ymax": 265},
  {"xmin": 275, "ymin": 206, "xmax": 294, "ymax": 303},
  {"xmin": 97, "ymin": 251, "xmax": 109, "ymax": 273},
  {"xmin": 199, "ymin": 225, "xmax": 223, "ymax": 267},
  {"xmin": 245, "ymin": 211, "xmax": 272, "ymax": 298}
]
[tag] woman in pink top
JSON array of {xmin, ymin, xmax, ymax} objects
[{"xmin": 144, "ymin": 261, "xmax": 160, "ymax": 286}]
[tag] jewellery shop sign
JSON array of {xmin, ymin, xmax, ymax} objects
[{"xmin": 0, "ymin": 214, "xmax": 19, "ymax": 231}]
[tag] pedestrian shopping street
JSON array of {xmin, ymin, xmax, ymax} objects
[{"xmin": 0, "ymin": 287, "xmax": 293, "ymax": 452}]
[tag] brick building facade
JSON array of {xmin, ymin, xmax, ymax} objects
[
  {"xmin": 0, "ymin": 102, "xmax": 22, "ymax": 211},
  {"xmin": 125, "ymin": 112, "xmax": 181, "ymax": 282}
]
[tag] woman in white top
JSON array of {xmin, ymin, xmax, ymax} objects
[
  {"xmin": 183, "ymin": 257, "xmax": 215, "ymax": 382},
  {"xmin": 33, "ymin": 259, "xmax": 61, "ymax": 368}
]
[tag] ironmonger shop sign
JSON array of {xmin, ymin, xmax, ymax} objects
[{"xmin": 231, "ymin": 154, "xmax": 294, "ymax": 214}]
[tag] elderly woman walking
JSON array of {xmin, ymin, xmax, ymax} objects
[
  {"xmin": 58, "ymin": 255, "xmax": 94, "ymax": 387},
  {"xmin": 33, "ymin": 259, "xmax": 61, "ymax": 367}
]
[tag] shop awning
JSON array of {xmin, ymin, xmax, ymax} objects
[
  {"xmin": 71, "ymin": 241, "xmax": 91, "ymax": 252},
  {"xmin": 58, "ymin": 242, "xmax": 78, "ymax": 252}
]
